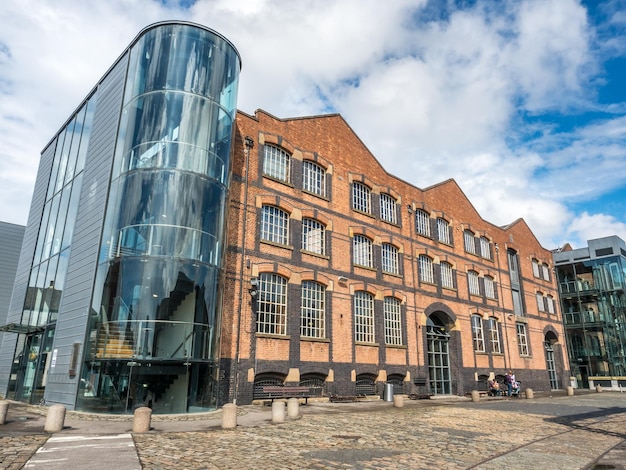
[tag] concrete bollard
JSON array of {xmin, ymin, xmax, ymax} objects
[
  {"xmin": 0, "ymin": 400, "xmax": 8, "ymax": 425},
  {"xmin": 132, "ymin": 406, "xmax": 152, "ymax": 433},
  {"xmin": 44, "ymin": 404, "xmax": 66, "ymax": 433},
  {"xmin": 471, "ymin": 390, "xmax": 480, "ymax": 403},
  {"xmin": 393, "ymin": 395, "xmax": 404, "ymax": 408},
  {"xmin": 566, "ymin": 386, "xmax": 574, "ymax": 396},
  {"xmin": 271, "ymin": 401, "xmax": 286, "ymax": 424},
  {"xmin": 525, "ymin": 388, "xmax": 534, "ymax": 399},
  {"xmin": 287, "ymin": 398, "xmax": 300, "ymax": 418},
  {"xmin": 596, "ymin": 384, "xmax": 603, "ymax": 393},
  {"xmin": 222, "ymin": 403, "xmax": 237, "ymax": 429}
]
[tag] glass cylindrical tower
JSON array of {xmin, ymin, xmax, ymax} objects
[{"xmin": 78, "ymin": 22, "xmax": 240, "ymax": 413}]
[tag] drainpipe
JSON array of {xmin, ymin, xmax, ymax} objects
[{"xmin": 232, "ymin": 135, "xmax": 254, "ymax": 404}]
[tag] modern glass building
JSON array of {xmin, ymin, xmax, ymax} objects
[
  {"xmin": 0, "ymin": 21, "xmax": 241, "ymax": 413},
  {"xmin": 553, "ymin": 236, "xmax": 626, "ymax": 388}
]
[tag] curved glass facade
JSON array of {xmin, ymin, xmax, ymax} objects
[{"xmin": 78, "ymin": 23, "xmax": 240, "ymax": 413}]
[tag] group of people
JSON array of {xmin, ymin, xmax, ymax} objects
[{"xmin": 488, "ymin": 370, "xmax": 520, "ymax": 397}]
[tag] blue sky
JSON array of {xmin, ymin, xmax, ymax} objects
[{"xmin": 1, "ymin": 0, "xmax": 625, "ymax": 249}]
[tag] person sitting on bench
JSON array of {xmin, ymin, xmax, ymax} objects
[{"xmin": 488, "ymin": 378, "xmax": 501, "ymax": 396}]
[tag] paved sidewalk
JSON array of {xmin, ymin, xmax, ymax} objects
[{"xmin": 1, "ymin": 391, "xmax": 625, "ymax": 469}]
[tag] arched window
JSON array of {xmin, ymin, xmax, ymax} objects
[
  {"xmin": 440, "ymin": 262, "xmax": 454, "ymax": 289},
  {"xmin": 302, "ymin": 160, "xmax": 326, "ymax": 196},
  {"xmin": 419, "ymin": 255, "xmax": 434, "ymax": 284},
  {"xmin": 301, "ymin": 218, "xmax": 325, "ymax": 255},
  {"xmin": 301, "ymin": 281, "xmax": 326, "ymax": 338},
  {"xmin": 468, "ymin": 270, "xmax": 480, "ymax": 296},
  {"xmin": 353, "ymin": 234, "xmax": 373, "ymax": 268},
  {"xmin": 263, "ymin": 144, "xmax": 290, "ymax": 182},
  {"xmin": 381, "ymin": 243, "xmax": 399, "ymax": 275},
  {"xmin": 261, "ymin": 205, "xmax": 289, "ymax": 245},
  {"xmin": 354, "ymin": 291, "xmax": 375, "ymax": 343},
  {"xmin": 384, "ymin": 297, "xmax": 402, "ymax": 346},
  {"xmin": 256, "ymin": 273, "xmax": 288, "ymax": 335},
  {"xmin": 352, "ymin": 182, "xmax": 371, "ymax": 213},
  {"xmin": 415, "ymin": 209, "xmax": 431, "ymax": 237}
]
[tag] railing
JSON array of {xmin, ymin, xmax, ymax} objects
[
  {"xmin": 564, "ymin": 310, "xmax": 607, "ymax": 325},
  {"xmin": 94, "ymin": 319, "xmax": 212, "ymax": 360}
]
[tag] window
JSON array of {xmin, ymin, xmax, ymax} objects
[
  {"xmin": 468, "ymin": 271, "xmax": 480, "ymax": 296},
  {"xmin": 437, "ymin": 218, "xmax": 451, "ymax": 244},
  {"xmin": 542, "ymin": 264, "xmax": 550, "ymax": 281},
  {"xmin": 301, "ymin": 218, "xmax": 325, "ymax": 255},
  {"xmin": 464, "ymin": 230, "xmax": 476, "ymax": 254},
  {"xmin": 472, "ymin": 315, "xmax": 485, "ymax": 352},
  {"xmin": 418, "ymin": 255, "xmax": 434, "ymax": 284},
  {"xmin": 261, "ymin": 205, "xmax": 289, "ymax": 245},
  {"xmin": 301, "ymin": 281, "xmax": 326, "ymax": 338},
  {"xmin": 415, "ymin": 209, "xmax": 431, "ymax": 237},
  {"xmin": 440, "ymin": 262, "xmax": 454, "ymax": 289},
  {"xmin": 302, "ymin": 160, "xmax": 326, "ymax": 196},
  {"xmin": 480, "ymin": 237, "xmax": 492, "ymax": 259},
  {"xmin": 384, "ymin": 297, "xmax": 403, "ymax": 346},
  {"xmin": 257, "ymin": 273, "xmax": 287, "ymax": 335},
  {"xmin": 546, "ymin": 295, "xmax": 555, "ymax": 314},
  {"xmin": 488, "ymin": 318, "xmax": 502, "ymax": 353},
  {"xmin": 352, "ymin": 182, "xmax": 371, "ymax": 213},
  {"xmin": 532, "ymin": 259, "xmax": 540, "ymax": 278},
  {"xmin": 484, "ymin": 275, "xmax": 495, "ymax": 299},
  {"xmin": 353, "ymin": 234, "xmax": 373, "ymax": 268},
  {"xmin": 381, "ymin": 243, "xmax": 399, "ymax": 275},
  {"xmin": 380, "ymin": 194, "xmax": 397, "ymax": 224},
  {"xmin": 354, "ymin": 291, "xmax": 374, "ymax": 343},
  {"xmin": 536, "ymin": 292, "xmax": 545, "ymax": 312},
  {"xmin": 263, "ymin": 145, "xmax": 290, "ymax": 182},
  {"xmin": 516, "ymin": 323, "xmax": 530, "ymax": 356}
]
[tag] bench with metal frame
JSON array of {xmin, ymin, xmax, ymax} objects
[{"xmin": 261, "ymin": 385, "xmax": 315, "ymax": 404}]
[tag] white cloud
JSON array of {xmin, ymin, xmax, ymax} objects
[
  {"xmin": 564, "ymin": 212, "xmax": 626, "ymax": 248},
  {"xmin": 0, "ymin": 0, "xmax": 624, "ymax": 251}
]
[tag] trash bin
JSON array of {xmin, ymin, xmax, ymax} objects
[{"xmin": 384, "ymin": 383, "xmax": 394, "ymax": 402}]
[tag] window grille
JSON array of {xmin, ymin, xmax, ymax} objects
[
  {"xmin": 353, "ymin": 234, "xmax": 373, "ymax": 268},
  {"xmin": 263, "ymin": 145, "xmax": 290, "ymax": 182},
  {"xmin": 415, "ymin": 209, "xmax": 431, "ymax": 237},
  {"xmin": 354, "ymin": 291, "xmax": 375, "ymax": 343},
  {"xmin": 532, "ymin": 259, "xmax": 540, "ymax": 278},
  {"xmin": 256, "ymin": 273, "xmax": 287, "ymax": 335},
  {"xmin": 546, "ymin": 295, "xmax": 555, "ymax": 314},
  {"xmin": 437, "ymin": 218, "xmax": 451, "ymax": 244},
  {"xmin": 352, "ymin": 182, "xmax": 371, "ymax": 213},
  {"xmin": 384, "ymin": 297, "xmax": 402, "ymax": 346},
  {"xmin": 381, "ymin": 243, "xmax": 399, "ymax": 274},
  {"xmin": 419, "ymin": 255, "xmax": 434, "ymax": 284},
  {"xmin": 301, "ymin": 281, "xmax": 326, "ymax": 338},
  {"xmin": 484, "ymin": 276, "xmax": 495, "ymax": 299},
  {"xmin": 301, "ymin": 218, "xmax": 325, "ymax": 255},
  {"xmin": 464, "ymin": 230, "xmax": 476, "ymax": 254},
  {"xmin": 488, "ymin": 318, "xmax": 502, "ymax": 353},
  {"xmin": 536, "ymin": 292, "xmax": 545, "ymax": 312},
  {"xmin": 261, "ymin": 205, "xmax": 288, "ymax": 245},
  {"xmin": 516, "ymin": 323, "xmax": 530, "ymax": 356},
  {"xmin": 480, "ymin": 236, "xmax": 492, "ymax": 259},
  {"xmin": 468, "ymin": 271, "xmax": 480, "ymax": 296},
  {"xmin": 440, "ymin": 262, "xmax": 454, "ymax": 289},
  {"xmin": 302, "ymin": 160, "xmax": 326, "ymax": 196},
  {"xmin": 472, "ymin": 315, "xmax": 485, "ymax": 352},
  {"xmin": 380, "ymin": 193, "xmax": 397, "ymax": 224}
]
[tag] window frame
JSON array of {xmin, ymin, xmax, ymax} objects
[
  {"xmin": 260, "ymin": 205, "xmax": 289, "ymax": 245},
  {"xmin": 472, "ymin": 315, "xmax": 485, "ymax": 353},
  {"xmin": 536, "ymin": 292, "xmax": 545, "ymax": 312},
  {"xmin": 352, "ymin": 181, "xmax": 371, "ymax": 214},
  {"xmin": 516, "ymin": 323, "xmax": 530, "ymax": 356},
  {"xmin": 480, "ymin": 236, "xmax": 492, "ymax": 260},
  {"xmin": 300, "ymin": 280, "xmax": 326, "ymax": 339},
  {"xmin": 256, "ymin": 273, "xmax": 288, "ymax": 335},
  {"xmin": 381, "ymin": 243, "xmax": 400, "ymax": 275},
  {"xmin": 263, "ymin": 144, "xmax": 291, "ymax": 182},
  {"xmin": 354, "ymin": 291, "xmax": 375, "ymax": 343},
  {"xmin": 464, "ymin": 230, "xmax": 476, "ymax": 254},
  {"xmin": 418, "ymin": 255, "xmax": 434, "ymax": 284},
  {"xmin": 437, "ymin": 218, "xmax": 451, "ymax": 244},
  {"xmin": 384, "ymin": 297, "xmax": 403, "ymax": 346},
  {"xmin": 353, "ymin": 234, "xmax": 373, "ymax": 268},
  {"xmin": 484, "ymin": 275, "xmax": 496, "ymax": 299},
  {"xmin": 488, "ymin": 317, "xmax": 502, "ymax": 353},
  {"xmin": 301, "ymin": 217, "xmax": 325, "ymax": 255},
  {"xmin": 302, "ymin": 160, "xmax": 326, "ymax": 197},
  {"xmin": 440, "ymin": 261, "xmax": 454, "ymax": 289},
  {"xmin": 379, "ymin": 193, "xmax": 398, "ymax": 224},
  {"xmin": 415, "ymin": 209, "xmax": 431, "ymax": 237},
  {"xmin": 468, "ymin": 270, "xmax": 480, "ymax": 296}
]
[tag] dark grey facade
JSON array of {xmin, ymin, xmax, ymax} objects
[
  {"xmin": 553, "ymin": 235, "xmax": 626, "ymax": 388},
  {"xmin": 0, "ymin": 222, "xmax": 25, "ymax": 348},
  {"xmin": 0, "ymin": 22, "xmax": 241, "ymax": 413}
]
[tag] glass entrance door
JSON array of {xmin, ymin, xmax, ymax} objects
[
  {"xmin": 14, "ymin": 327, "xmax": 55, "ymax": 404},
  {"xmin": 427, "ymin": 325, "xmax": 451, "ymax": 395}
]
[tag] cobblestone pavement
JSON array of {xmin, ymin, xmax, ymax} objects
[{"xmin": 2, "ymin": 392, "xmax": 626, "ymax": 469}]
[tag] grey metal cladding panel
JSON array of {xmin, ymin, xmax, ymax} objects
[
  {"xmin": 0, "ymin": 223, "xmax": 25, "ymax": 325},
  {"xmin": 48, "ymin": 56, "xmax": 128, "ymax": 398}
]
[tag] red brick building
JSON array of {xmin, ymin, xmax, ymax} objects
[{"xmin": 219, "ymin": 109, "xmax": 569, "ymax": 404}]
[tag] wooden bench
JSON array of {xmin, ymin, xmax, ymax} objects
[
  {"xmin": 262, "ymin": 386, "xmax": 314, "ymax": 404},
  {"xmin": 409, "ymin": 378, "xmax": 433, "ymax": 399}
]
